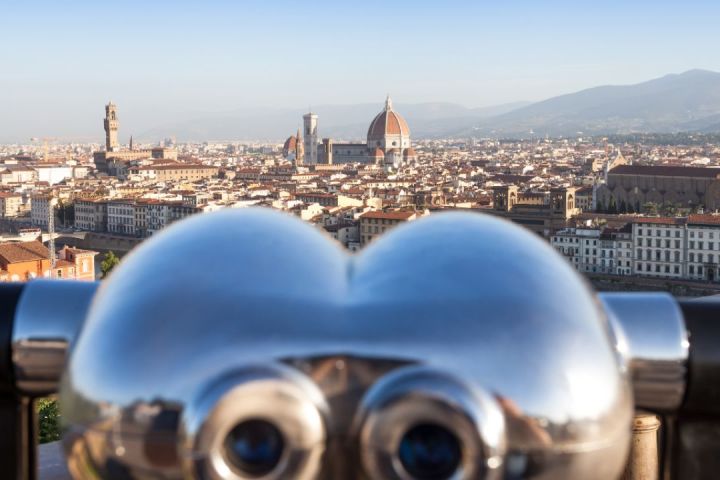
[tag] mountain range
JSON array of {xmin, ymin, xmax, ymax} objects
[{"xmin": 138, "ymin": 69, "xmax": 720, "ymax": 142}]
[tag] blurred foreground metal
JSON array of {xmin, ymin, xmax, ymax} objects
[{"xmin": 2, "ymin": 209, "xmax": 719, "ymax": 479}]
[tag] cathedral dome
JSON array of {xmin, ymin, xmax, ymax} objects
[
  {"xmin": 282, "ymin": 135, "xmax": 297, "ymax": 158},
  {"xmin": 367, "ymin": 96, "xmax": 410, "ymax": 141},
  {"xmin": 370, "ymin": 147, "xmax": 385, "ymax": 158}
]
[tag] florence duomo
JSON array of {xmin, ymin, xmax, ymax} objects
[{"xmin": 283, "ymin": 96, "xmax": 417, "ymax": 171}]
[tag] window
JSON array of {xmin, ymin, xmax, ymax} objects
[
  {"xmin": 690, "ymin": 241, "xmax": 695, "ymax": 249},
  {"xmin": 690, "ymin": 265, "xmax": 695, "ymax": 274},
  {"xmin": 691, "ymin": 232, "xmax": 695, "ymax": 238},
  {"xmin": 690, "ymin": 253, "xmax": 695, "ymax": 262},
  {"xmin": 675, "ymin": 251, "xmax": 680, "ymax": 262},
  {"xmin": 675, "ymin": 240, "xmax": 680, "ymax": 249},
  {"xmin": 674, "ymin": 266, "xmax": 679, "ymax": 274},
  {"xmin": 638, "ymin": 263, "xmax": 643, "ymax": 272}
]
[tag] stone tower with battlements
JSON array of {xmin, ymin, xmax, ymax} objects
[{"xmin": 104, "ymin": 102, "xmax": 119, "ymax": 152}]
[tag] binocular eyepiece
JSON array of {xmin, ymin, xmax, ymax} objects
[
  {"xmin": 177, "ymin": 362, "xmax": 503, "ymax": 480},
  {"xmin": 4, "ymin": 208, "xmax": 714, "ymax": 479}
]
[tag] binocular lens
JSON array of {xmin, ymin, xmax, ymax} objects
[
  {"xmin": 398, "ymin": 423, "xmax": 462, "ymax": 479},
  {"xmin": 224, "ymin": 419, "xmax": 284, "ymax": 476}
]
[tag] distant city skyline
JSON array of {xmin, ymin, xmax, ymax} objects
[{"xmin": 2, "ymin": 0, "xmax": 720, "ymax": 142}]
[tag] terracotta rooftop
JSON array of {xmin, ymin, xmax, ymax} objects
[
  {"xmin": 0, "ymin": 241, "xmax": 49, "ymax": 264},
  {"xmin": 367, "ymin": 109, "xmax": 411, "ymax": 138},
  {"xmin": 688, "ymin": 214, "xmax": 720, "ymax": 225},
  {"xmin": 610, "ymin": 165, "xmax": 720, "ymax": 178},
  {"xmin": 632, "ymin": 217, "xmax": 687, "ymax": 225},
  {"xmin": 360, "ymin": 210, "xmax": 415, "ymax": 220}
]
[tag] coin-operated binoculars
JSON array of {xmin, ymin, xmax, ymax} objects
[{"xmin": 1, "ymin": 209, "xmax": 719, "ymax": 479}]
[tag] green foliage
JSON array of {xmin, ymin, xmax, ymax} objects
[
  {"xmin": 643, "ymin": 202, "xmax": 659, "ymax": 215},
  {"xmin": 56, "ymin": 200, "xmax": 75, "ymax": 227},
  {"xmin": 37, "ymin": 398, "xmax": 60, "ymax": 444},
  {"xmin": 608, "ymin": 196, "xmax": 617, "ymax": 214},
  {"xmin": 101, "ymin": 251, "xmax": 120, "ymax": 279}
]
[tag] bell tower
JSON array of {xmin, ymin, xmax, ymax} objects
[
  {"xmin": 303, "ymin": 112, "xmax": 318, "ymax": 165},
  {"xmin": 295, "ymin": 128, "xmax": 304, "ymax": 166},
  {"xmin": 104, "ymin": 102, "xmax": 119, "ymax": 152}
]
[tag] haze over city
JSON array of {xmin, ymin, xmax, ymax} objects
[{"xmin": 3, "ymin": 0, "xmax": 720, "ymax": 142}]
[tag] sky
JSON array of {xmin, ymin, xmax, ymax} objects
[{"xmin": 2, "ymin": 0, "xmax": 720, "ymax": 142}]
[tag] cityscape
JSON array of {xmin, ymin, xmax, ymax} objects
[
  {"xmin": 4, "ymin": 2, "xmax": 720, "ymax": 479},
  {"xmin": 1, "ymin": 96, "xmax": 720, "ymax": 295}
]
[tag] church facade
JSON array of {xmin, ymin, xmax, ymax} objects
[
  {"xmin": 283, "ymin": 96, "xmax": 417, "ymax": 170},
  {"xmin": 595, "ymin": 165, "xmax": 720, "ymax": 212}
]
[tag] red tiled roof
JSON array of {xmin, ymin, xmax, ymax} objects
[
  {"xmin": 367, "ymin": 110, "xmax": 410, "ymax": 138},
  {"xmin": 610, "ymin": 165, "xmax": 720, "ymax": 178},
  {"xmin": 360, "ymin": 210, "xmax": 415, "ymax": 220},
  {"xmin": 370, "ymin": 147, "xmax": 385, "ymax": 157},
  {"xmin": 283, "ymin": 135, "xmax": 297, "ymax": 153},
  {"xmin": 137, "ymin": 164, "xmax": 216, "ymax": 171},
  {"xmin": 688, "ymin": 214, "xmax": 720, "ymax": 225},
  {"xmin": 0, "ymin": 241, "xmax": 49, "ymax": 263},
  {"xmin": 632, "ymin": 217, "xmax": 686, "ymax": 225}
]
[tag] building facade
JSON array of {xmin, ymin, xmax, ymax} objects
[
  {"xmin": 596, "ymin": 165, "xmax": 720, "ymax": 213},
  {"xmin": 552, "ymin": 214, "xmax": 720, "ymax": 283},
  {"xmin": 490, "ymin": 186, "xmax": 580, "ymax": 237},
  {"xmin": 74, "ymin": 199, "xmax": 108, "ymax": 232},
  {"xmin": 0, "ymin": 193, "xmax": 23, "ymax": 217},
  {"xmin": 359, "ymin": 210, "xmax": 417, "ymax": 246}
]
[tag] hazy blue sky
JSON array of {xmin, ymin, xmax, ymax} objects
[{"xmin": 2, "ymin": 0, "xmax": 719, "ymax": 141}]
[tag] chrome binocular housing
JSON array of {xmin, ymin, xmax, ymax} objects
[{"xmin": 4, "ymin": 208, "xmax": 706, "ymax": 479}]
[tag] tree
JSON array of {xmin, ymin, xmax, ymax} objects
[
  {"xmin": 101, "ymin": 251, "xmax": 120, "ymax": 278},
  {"xmin": 643, "ymin": 202, "xmax": 659, "ymax": 215},
  {"xmin": 56, "ymin": 200, "xmax": 74, "ymax": 227},
  {"xmin": 608, "ymin": 197, "xmax": 617, "ymax": 214},
  {"xmin": 37, "ymin": 398, "xmax": 60, "ymax": 444}
]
